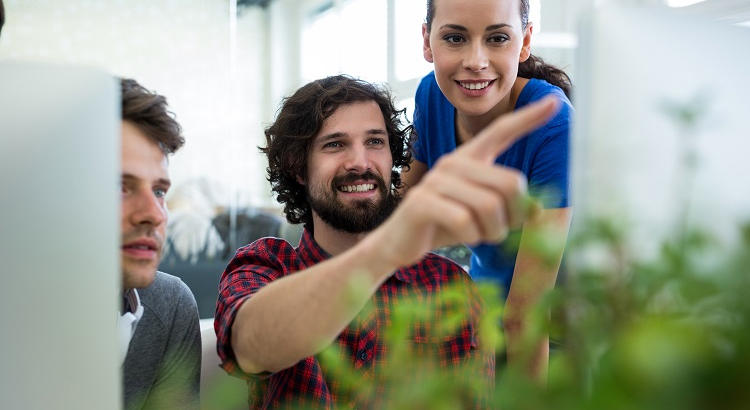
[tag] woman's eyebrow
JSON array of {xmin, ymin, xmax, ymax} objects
[{"xmin": 438, "ymin": 23, "xmax": 513, "ymax": 32}]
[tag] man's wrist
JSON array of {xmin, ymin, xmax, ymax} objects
[{"xmin": 351, "ymin": 229, "xmax": 402, "ymax": 284}]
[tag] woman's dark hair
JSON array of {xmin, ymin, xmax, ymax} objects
[
  {"xmin": 0, "ymin": 0, "xmax": 5, "ymax": 36},
  {"xmin": 120, "ymin": 78, "xmax": 184, "ymax": 155},
  {"xmin": 426, "ymin": 0, "xmax": 572, "ymax": 99},
  {"xmin": 261, "ymin": 75, "xmax": 413, "ymax": 228}
]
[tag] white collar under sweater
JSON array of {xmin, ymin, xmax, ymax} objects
[{"xmin": 118, "ymin": 288, "xmax": 144, "ymax": 365}]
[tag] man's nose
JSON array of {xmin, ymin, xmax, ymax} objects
[
  {"xmin": 343, "ymin": 145, "xmax": 371, "ymax": 173},
  {"xmin": 131, "ymin": 191, "xmax": 167, "ymax": 227}
]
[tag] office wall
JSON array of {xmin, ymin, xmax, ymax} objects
[{"xmin": 0, "ymin": 0, "xmax": 273, "ymax": 208}]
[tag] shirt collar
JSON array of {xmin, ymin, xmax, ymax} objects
[
  {"xmin": 393, "ymin": 265, "xmax": 415, "ymax": 283},
  {"xmin": 122, "ymin": 288, "xmax": 141, "ymax": 314},
  {"xmin": 296, "ymin": 228, "xmax": 330, "ymax": 265},
  {"xmin": 296, "ymin": 228, "xmax": 414, "ymax": 283},
  {"xmin": 118, "ymin": 288, "xmax": 144, "ymax": 365}
]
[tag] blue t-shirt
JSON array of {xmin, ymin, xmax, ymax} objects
[{"xmin": 413, "ymin": 72, "xmax": 571, "ymax": 292}]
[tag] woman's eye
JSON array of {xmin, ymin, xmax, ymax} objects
[
  {"xmin": 488, "ymin": 34, "xmax": 510, "ymax": 44},
  {"xmin": 443, "ymin": 34, "xmax": 464, "ymax": 44}
]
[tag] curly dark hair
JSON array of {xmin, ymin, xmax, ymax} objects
[
  {"xmin": 261, "ymin": 75, "xmax": 413, "ymax": 228},
  {"xmin": 0, "ymin": 0, "xmax": 5, "ymax": 36},
  {"xmin": 120, "ymin": 78, "xmax": 184, "ymax": 155},
  {"xmin": 425, "ymin": 0, "xmax": 572, "ymax": 99}
]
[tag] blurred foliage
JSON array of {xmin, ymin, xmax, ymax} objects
[
  {"xmin": 203, "ymin": 93, "xmax": 750, "ymax": 409},
  {"xmin": 205, "ymin": 216, "xmax": 750, "ymax": 409},
  {"xmin": 547, "ymin": 217, "xmax": 750, "ymax": 410}
]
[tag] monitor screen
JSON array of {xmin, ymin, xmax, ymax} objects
[{"xmin": 0, "ymin": 62, "xmax": 120, "ymax": 409}]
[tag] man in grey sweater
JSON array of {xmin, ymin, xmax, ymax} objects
[{"xmin": 119, "ymin": 78, "xmax": 201, "ymax": 410}]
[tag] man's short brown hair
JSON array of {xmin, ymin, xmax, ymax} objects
[{"xmin": 120, "ymin": 78, "xmax": 184, "ymax": 155}]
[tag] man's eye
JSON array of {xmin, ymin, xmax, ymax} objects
[
  {"xmin": 154, "ymin": 188, "xmax": 167, "ymax": 198},
  {"xmin": 323, "ymin": 141, "xmax": 342, "ymax": 149},
  {"xmin": 443, "ymin": 34, "xmax": 464, "ymax": 44},
  {"xmin": 368, "ymin": 138, "xmax": 385, "ymax": 145}
]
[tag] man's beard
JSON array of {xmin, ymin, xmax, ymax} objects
[{"xmin": 307, "ymin": 170, "xmax": 399, "ymax": 234}]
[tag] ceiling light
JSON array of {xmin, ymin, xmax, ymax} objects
[{"xmin": 666, "ymin": 0, "xmax": 707, "ymax": 7}]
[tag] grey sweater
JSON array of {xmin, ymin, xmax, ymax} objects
[{"xmin": 123, "ymin": 271, "xmax": 201, "ymax": 410}]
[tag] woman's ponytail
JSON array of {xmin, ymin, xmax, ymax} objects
[{"xmin": 518, "ymin": 54, "xmax": 572, "ymax": 100}]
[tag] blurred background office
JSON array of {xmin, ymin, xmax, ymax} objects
[{"xmin": 1, "ymin": 0, "xmax": 748, "ymax": 320}]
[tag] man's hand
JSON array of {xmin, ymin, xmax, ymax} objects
[{"xmin": 370, "ymin": 96, "xmax": 561, "ymax": 268}]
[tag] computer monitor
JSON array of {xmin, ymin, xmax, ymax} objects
[
  {"xmin": 0, "ymin": 62, "xmax": 120, "ymax": 409},
  {"xmin": 571, "ymin": 4, "xmax": 750, "ymax": 261}
]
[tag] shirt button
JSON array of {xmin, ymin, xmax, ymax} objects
[{"xmin": 358, "ymin": 350, "xmax": 367, "ymax": 361}]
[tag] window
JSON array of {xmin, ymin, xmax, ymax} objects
[
  {"xmin": 393, "ymin": 1, "xmax": 431, "ymax": 82},
  {"xmin": 301, "ymin": 0, "xmax": 387, "ymax": 84}
]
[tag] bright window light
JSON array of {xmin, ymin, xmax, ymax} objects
[
  {"xmin": 339, "ymin": 0, "xmax": 387, "ymax": 83},
  {"xmin": 301, "ymin": 8, "xmax": 339, "ymax": 82},
  {"xmin": 530, "ymin": 0, "xmax": 542, "ymax": 33},
  {"xmin": 394, "ymin": 0, "xmax": 432, "ymax": 81},
  {"xmin": 666, "ymin": 0, "xmax": 707, "ymax": 7},
  {"xmin": 301, "ymin": 0, "xmax": 387, "ymax": 84}
]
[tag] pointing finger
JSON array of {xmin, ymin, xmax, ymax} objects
[{"xmin": 459, "ymin": 95, "xmax": 561, "ymax": 163}]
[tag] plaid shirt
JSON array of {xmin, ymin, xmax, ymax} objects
[{"xmin": 215, "ymin": 229, "xmax": 494, "ymax": 409}]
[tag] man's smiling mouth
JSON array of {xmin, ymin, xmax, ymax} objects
[{"xmin": 338, "ymin": 183, "xmax": 376, "ymax": 193}]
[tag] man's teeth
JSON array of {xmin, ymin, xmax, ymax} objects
[
  {"xmin": 460, "ymin": 81, "xmax": 490, "ymax": 90},
  {"xmin": 129, "ymin": 245, "xmax": 151, "ymax": 250},
  {"xmin": 340, "ymin": 184, "xmax": 375, "ymax": 193}
]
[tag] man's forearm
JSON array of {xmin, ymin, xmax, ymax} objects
[{"xmin": 230, "ymin": 234, "xmax": 397, "ymax": 374}]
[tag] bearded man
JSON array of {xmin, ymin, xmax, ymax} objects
[{"xmin": 214, "ymin": 75, "xmax": 559, "ymax": 408}]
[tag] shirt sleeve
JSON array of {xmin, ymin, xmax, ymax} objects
[
  {"xmin": 214, "ymin": 239, "xmax": 290, "ymax": 380},
  {"xmin": 412, "ymin": 78, "xmax": 430, "ymax": 164},
  {"xmin": 528, "ymin": 105, "xmax": 571, "ymax": 209},
  {"xmin": 140, "ymin": 281, "xmax": 202, "ymax": 410}
]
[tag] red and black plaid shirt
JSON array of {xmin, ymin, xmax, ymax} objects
[{"xmin": 215, "ymin": 229, "xmax": 494, "ymax": 409}]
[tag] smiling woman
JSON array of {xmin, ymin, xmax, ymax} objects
[{"xmin": 402, "ymin": 0, "xmax": 574, "ymax": 380}]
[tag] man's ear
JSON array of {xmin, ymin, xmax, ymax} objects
[
  {"xmin": 296, "ymin": 174, "xmax": 305, "ymax": 186},
  {"xmin": 520, "ymin": 22, "xmax": 533, "ymax": 63},
  {"xmin": 422, "ymin": 23, "xmax": 434, "ymax": 63}
]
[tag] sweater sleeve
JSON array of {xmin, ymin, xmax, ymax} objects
[{"xmin": 140, "ymin": 280, "xmax": 202, "ymax": 410}]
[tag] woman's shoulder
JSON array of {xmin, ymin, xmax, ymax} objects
[
  {"xmin": 414, "ymin": 71, "xmax": 454, "ymax": 125},
  {"xmin": 518, "ymin": 78, "xmax": 572, "ymax": 129},
  {"xmin": 519, "ymin": 78, "xmax": 570, "ymax": 106},
  {"xmin": 416, "ymin": 71, "xmax": 442, "ymax": 99},
  {"xmin": 418, "ymin": 71, "xmax": 437, "ymax": 87}
]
